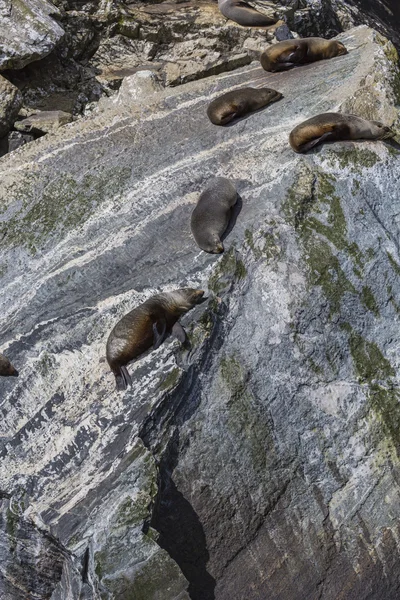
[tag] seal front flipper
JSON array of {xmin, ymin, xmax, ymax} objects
[
  {"xmin": 171, "ymin": 322, "xmax": 187, "ymax": 344},
  {"xmin": 299, "ymin": 131, "xmax": 336, "ymax": 153},
  {"xmin": 153, "ymin": 318, "xmax": 167, "ymax": 349}
]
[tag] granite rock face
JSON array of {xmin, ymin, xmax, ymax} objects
[
  {"xmin": 0, "ymin": 0, "xmax": 65, "ymax": 70},
  {"xmin": 1, "ymin": 24, "xmax": 400, "ymax": 600}
]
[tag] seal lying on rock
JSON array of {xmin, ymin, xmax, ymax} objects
[
  {"xmin": 289, "ymin": 113, "xmax": 395, "ymax": 153},
  {"xmin": 106, "ymin": 289, "xmax": 206, "ymax": 390},
  {"xmin": 218, "ymin": 0, "xmax": 276, "ymax": 27},
  {"xmin": 261, "ymin": 37, "xmax": 348, "ymax": 72},
  {"xmin": 207, "ymin": 87, "xmax": 283, "ymax": 126},
  {"xmin": 191, "ymin": 177, "xmax": 237, "ymax": 253},
  {"xmin": 0, "ymin": 353, "xmax": 18, "ymax": 377}
]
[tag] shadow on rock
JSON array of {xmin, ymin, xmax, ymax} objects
[{"xmin": 148, "ymin": 431, "xmax": 216, "ymax": 600}]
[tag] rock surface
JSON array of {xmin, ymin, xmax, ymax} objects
[
  {"xmin": 0, "ymin": 0, "xmax": 65, "ymax": 70},
  {"xmin": 1, "ymin": 24, "xmax": 400, "ymax": 600},
  {"xmin": 0, "ymin": 74, "xmax": 22, "ymax": 137}
]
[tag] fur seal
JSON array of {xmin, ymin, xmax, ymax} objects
[
  {"xmin": 106, "ymin": 288, "xmax": 206, "ymax": 390},
  {"xmin": 260, "ymin": 37, "xmax": 348, "ymax": 72},
  {"xmin": 218, "ymin": 0, "xmax": 276, "ymax": 27},
  {"xmin": 207, "ymin": 87, "xmax": 283, "ymax": 126},
  {"xmin": 191, "ymin": 177, "xmax": 237, "ymax": 254},
  {"xmin": 289, "ymin": 113, "xmax": 395, "ymax": 153},
  {"xmin": 0, "ymin": 353, "xmax": 18, "ymax": 377}
]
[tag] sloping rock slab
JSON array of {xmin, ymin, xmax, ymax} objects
[
  {"xmin": 1, "ymin": 25, "xmax": 400, "ymax": 599},
  {"xmin": 0, "ymin": 0, "xmax": 65, "ymax": 70}
]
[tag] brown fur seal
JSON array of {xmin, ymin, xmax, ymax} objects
[
  {"xmin": 218, "ymin": 0, "xmax": 276, "ymax": 27},
  {"xmin": 289, "ymin": 113, "xmax": 395, "ymax": 153},
  {"xmin": 0, "ymin": 353, "xmax": 18, "ymax": 377},
  {"xmin": 207, "ymin": 87, "xmax": 282, "ymax": 126},
  {"xmin": 106, "ymin": 289, "xmax": 206, "ymax": 390},
  {"xmin": 191, "ymin": 178, "xmax": 237, "ymax": 254},
  {"xmin": 261, "ymin": 37, "xmax": 348, "ymax": 72}
]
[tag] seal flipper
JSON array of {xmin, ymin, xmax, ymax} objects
[
  {"xmin": 153, "ymin": 318, "xmax": 167, "ymax": 349},
  {"xmin": 115, "ymin": 365, "xmax": 132, "ymax": 391},
  {"xmin": 115, "ymin": 369, "xmax": 127, "ymax": 391},
  {"xmin": 171, "ymin": 322, "xmax": 187, "ymax": 343},
  {"xmin": 121, "ymin": 366, "xmax": 132, "ymax": 387},
  {"xmin": 299, "ymin": 131, "xmax": 337, "ymax": 153}
]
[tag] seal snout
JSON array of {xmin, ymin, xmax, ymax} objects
[
  {"xmin": 194, "ymin": 290, "xmax": 207, "ymax": 304},
  {"xmin": 10, "ymin": 368, "xmax": 19, "ymax": 377}
]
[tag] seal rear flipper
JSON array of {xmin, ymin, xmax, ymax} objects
[
  {"xmin": 153, "ymin": 318, "xmax": 167, "ymax": 349},
  {"xmin": 121, "ymin": 365, "xmax": 132, "ymax": 387},
  {"xmin": 115, "ymin": 370, "xmax": 127, "ymax": 391},
  {"xmin": 115, "ymin": 365, "xmax": 132, "ymax": 391},
  {"xmin": 171, "ymin": 322, "xmax": 187, "ymax": 344}
]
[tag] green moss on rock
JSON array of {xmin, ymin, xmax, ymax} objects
[
  {"xmin": 208, "ymin": 247, "xmax": 246, "ymax": 294},
  {"xmin": 159, "ymin": 367, "xmax": 181, "ymax": 391},
  {"xmin": 343, "ymin": 323, "xmax": 400, "ymax": 450},
  {"xmin": 0, "ymin": 167, "xmax": 132, "ymax": 254},
  {"xmin": 220, "ymin": 355, "xmax": 273, "ymax": 472}
]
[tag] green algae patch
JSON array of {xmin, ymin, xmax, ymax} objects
[
  {"xmin": 115, "ymin": 494, "xmax": 151, "ymax": 528},
  {"xmin": 159, "ymin": 367, "xmax": 181, "ymax": 391},
  {"xmin": 361, "ymin": 286, "xmax": 380, "ymax": 316},
  {"xmin": 0, "ymin": 167, "xmax": 132, "ymax": 254},
  {"xmin": 387, "ymin": 252, "xmax": 400, "ymax": 276},
  {"xmin": 331, "ymin": 148, "xmax": 380, "ymax": 173},
  {"xmin": 284, "ymin": 169, "xmax": 382, "ymax": 316},
  {"xmin": 104, "ymin": 550, "xmax": 188, "ymax": 600},
  {"xmin": 6, "ymin": 507, "xmax": 18, "ymax": 551},
  {"xmin": 304, "ymin": 237, "xmax": 356, "ymax": 315},
  {"xmin": 245, "ymin": 228, "xmax": 280, "ymax": 262},
  {"xmin": 208, "ymin": 247, "xmax": 246, "ymax": 295},
  {"xmin": 343, "ymin": 323, "xmax": 400, "ymax": 451},
  {"xmin": 220, "ymin": 355, "xmax": 274, "ymax": 472}
]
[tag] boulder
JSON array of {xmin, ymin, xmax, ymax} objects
[
  {"xmin": 0, "ymin": 0, "xmax": 65, "ymax": 71},
  {"xmin": 1, "ymin": 24, "xmax": 400, "ymax": 600},
  {"xmin": 0, "ymin": 74, "xmax": 22, "ymax": 137}
]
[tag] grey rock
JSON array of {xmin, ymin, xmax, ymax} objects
[
  {"xmin": 7, "ymin": 130, "xmax": 35, "ymax": 152},
  {"xmin": 1, "ymin": 24, "xmax": 400, "ymax": 600},
  {"xmin": 0, "ymin": 74, "xmax": 22, "ymax": 137},
  {"xmin": 0, "ymin": 0, "xmax": 65, "ymax": 70},
  {"xmin": 274, "ymin": 23, "xmax": 295, "ymax": 41},
  {"xmin": 14, "ymin": 110, "xmax": 73, "ymax": 135}
]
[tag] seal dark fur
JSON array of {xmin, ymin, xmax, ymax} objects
[
  {"xmin": 191, "ymin": 177, "xmax": 237, "ymax": 254},
  {"xmin": 0, "ymin": 353, "xmax": 18, "ymax": 377},
  {"xmin": 106, "ymin": 289, "xmax": 205, "ymax": 390},
  {"xmin": 207, "ymin": 87, "xmax": 282, "ymax": 126},
  {"xmin": 261, "ymin": 37, "xmax": 348, "ymax": 72},
  {"xmin": 289, "ymin": 113, "xmax": 395, "ymax": 153},
  {"xmin": 218, "ymin": 0, "xmax": 276, "ymax": 27}
]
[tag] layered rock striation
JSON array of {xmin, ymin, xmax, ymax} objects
[{"xmin": 1, "ymin": 23, "xmax": 400, "ymax": 600}]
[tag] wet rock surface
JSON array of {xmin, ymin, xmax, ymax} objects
[{"xmin": 1, "ymin": 24, "xmax": 400, "ymax": 599}]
